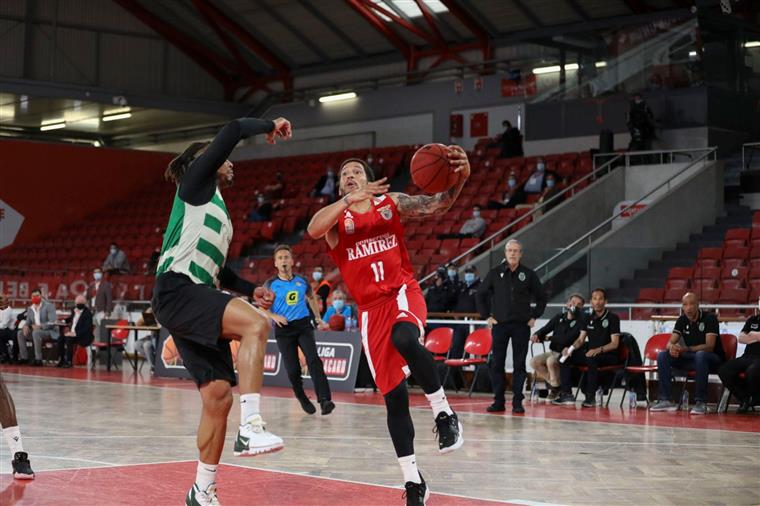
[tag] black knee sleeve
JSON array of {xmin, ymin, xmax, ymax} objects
[
  {"xmin": 391, "ymin": 322, "xmax": 441, "ymax": 394},
  {"xmin": 384, "ymin": 382, "xmax": 415, "ymax": 457}
]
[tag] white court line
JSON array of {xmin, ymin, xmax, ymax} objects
[
  {"xmin": 17, "ymin": 434, "xmax": 760, "ymax": 448},
  {"xmin": 6, "ymin": 372, "xmax": 760, "ymax": 436},
  {"xmin": 9, "ymin": 458, "xmax": 196, "ymax": 475},
  {"xmin": 220, "ymin": 461, "xmax": 517, "ymax": 504}
]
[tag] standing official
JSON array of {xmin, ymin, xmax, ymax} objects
[
  {"xmin": 266, "ymin": 245, "xmax": 335, "ymax": 415},
  {"xmin": 477, "ymin": 239, "xmax": 547, "ymax": 413}
]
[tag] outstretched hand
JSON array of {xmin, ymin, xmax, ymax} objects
[
  {"xmin": 344, "ymin": 177, "xmax": 390, "ymax": 205},
  {"xmin": 266, "ymin": 117, "xmax": 292, "ymax": 144},
  {"xmin": 447, "ymin": 145, "xmax": 470, "ymax": 180}
]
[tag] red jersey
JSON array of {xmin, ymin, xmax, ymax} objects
[{"xmin": 329, "ymin": 195, "xmax": 418, "ymax": 308}]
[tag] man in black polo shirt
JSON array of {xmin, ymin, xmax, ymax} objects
[
  {"xmin": 554, "ymin": 288, "xmax": 620, "ymax": 407},
  {"xmin": 718, "ymin": 311, "xmax": 760, "ymax": 413},
  {"xmin": 650, "ymin": 292, "xmax": 723, "ymax": 415},
  {"xmin": 477, "ymin": 239, "xmax": 547, "ymax": 414},
  {"xmin": 530, "ymin": 293, "xmax": 585, "ymax": 400}
]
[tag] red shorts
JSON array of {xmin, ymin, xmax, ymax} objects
[{"xmin": 358, "ymin": 283, "xmax": 427, "ymax": 395}]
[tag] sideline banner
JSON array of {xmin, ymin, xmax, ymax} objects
[{"xmin": 155, "ymin": 328, "xmax": 362, "ymax": 392}]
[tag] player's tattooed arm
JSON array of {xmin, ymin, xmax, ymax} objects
[{"xmin": 392, "ymin": 145, "xmax": 470, "ymax": 218}]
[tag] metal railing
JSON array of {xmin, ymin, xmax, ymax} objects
[
  {"xmin": 535, "ymin": 147, "xmax": 718, "ymax": 284},
  {"xmin": 418, "ymin": 152, "xmax": 624, "ymax": 286},
  {"xmin": 591, "ymin": 147, "xmax": 713, "ymax": 172},
  {"xmin": 741, "ymin": 141, "xmax": 760, "ymax": 171}
]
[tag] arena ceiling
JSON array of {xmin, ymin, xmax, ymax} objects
[{"xmin": 0, "ymin": 0, "xmax": 756, "ymax": 146}]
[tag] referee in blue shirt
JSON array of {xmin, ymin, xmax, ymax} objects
[{"xmin": 266, "ymin": 244, "xmax": 334, "ymax": 415}]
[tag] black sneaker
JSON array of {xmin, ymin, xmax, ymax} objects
[
  {"xmin": 486, "ymin": 403, "xmax": 506, "ymax": 413},
  {"xmin": 403, "ymin": 473, "xmax": 429, "ymax": 505},
  {"xmin": 320, "ymin": 399, "xmax": 335, "ymax": 415},
  {"xmin": 512, "ymin": 404, "xmax": 525, "ymax": 414},
  {"xmin": 551, "ymin": 393, "xmax": 575, "ymax": 406},
  {"xmin": 296, "ymin": 395, "xmax": 316, "ymax": 415},
  {"xmin": 434, "ymin": 411, "xmax": 463, "ymax": 454},
  {"xmin": 12, "ymin": 452, "xmax": 34, "ymax": 480},
  {"xmin": 581, "ymin": 398, "xmax": 596, "ymax": 408}
]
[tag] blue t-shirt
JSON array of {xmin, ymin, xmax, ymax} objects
[
  {"xmin": 323, "ymin": 305, "xmax": 353, "ymax": 321},
  {"xmin": 266, "ymin": 274, "xmax": 312, "ymax": 322}
]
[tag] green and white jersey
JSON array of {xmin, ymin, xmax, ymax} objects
[{"xmin": 156, "ymin": 188, "xmax": 232, "ymax": 287}]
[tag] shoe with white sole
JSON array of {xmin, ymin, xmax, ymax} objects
[
  {"xmin": 12, "ymin": 452, "xmax": 34, "ymax": 480},
  {"xmin": 233, "ymin": 414, "xmax": 284, "ymax": 456},
  {"xmin": 186, "ymin": 483, "xmax": 221, "ymax": 506},
  {"xmin": 434, "ymin": 411, "xmax": 463, "ymax": 454}
]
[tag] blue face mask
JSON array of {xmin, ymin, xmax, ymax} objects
[
  {"xmin": 546, "ymin": 179, "xmax": 555, "ymax": 188},
  {"xmin": 447, "ymin": 269, "xmax": 456, "ymax": 279},
  {"xmin": 332, "ymin": 299, "xmax": 345, "ymax": 312},
  {"xmin": 312, "ymin": 272, "xmax": 323, "ymax": 281},
  {"xmin": 508, "ymin": 178, "xmax": 517, "ymax": 188},
  {"xmin": 464, "ymin": 273, "xmax": 475, "ymax": 283}
]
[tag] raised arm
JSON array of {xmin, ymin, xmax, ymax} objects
[
  {"xmin": 307, "ymin": 178, "xmax": 390, "ymax": 246},
  {"xmin": 391, "ymin": 145, "xmax": 470, "ymax": 218},
  {"xmin": 180, "ymin": 117, "xmax": 290, "ymax": 203}
]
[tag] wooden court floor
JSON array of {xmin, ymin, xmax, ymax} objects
[{"xmin": 0, "ymin": 366, "xmax": 758, "ymax": 506}]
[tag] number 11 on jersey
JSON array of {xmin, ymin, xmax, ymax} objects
[{"xmin": 370, "ymin": 261, "xmax": 385, "ymax": 282}]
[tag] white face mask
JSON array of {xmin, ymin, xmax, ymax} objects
[
  {"xmin": 93, "ymin": 272, "xmax": 102, "ymax": 281},
  {"xmin": 473, "ymin": 210, "xmax": 481, "ymax": 218},
  {"xmin": 537, "ymin": 163, "xmax": 545, "ymax": 172},
  {"xmin": 312, "ymin": 271, "xmax": 323, "ymax": 281}
]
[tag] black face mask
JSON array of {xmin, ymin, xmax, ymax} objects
[{"xmin": 76, "ymin": 304, "xmax": 86, "ymax": 310}]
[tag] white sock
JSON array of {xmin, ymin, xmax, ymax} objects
[
  {"xmin": 425, "ymin": 387, "xmax": 453, "ymax": 417},
  {"xmin": 3, "ymin": 426, "xmax": 23, "ymax": 454},
  {"xmin": 398, "ymin": 454, "xmax": 421, "ymax": 484},
  {"xmin": 240, "ymin": 393, "xmax": 261, "ymax": 424},
  {"xmin": 195, "ymin": 461, "xmax": 217, "ymax": 491}
]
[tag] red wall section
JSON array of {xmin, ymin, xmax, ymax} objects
[{"xmin": 0, "ymin": 139, "xmax": 172, "ymax": 246}]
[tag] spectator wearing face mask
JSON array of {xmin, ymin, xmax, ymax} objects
[
  {"xmin": 57, "ymin": 295, "xmax": 94, "ymax": 368},
  {"xmin": 451, "ymin": 266, "xmax": 481, "ymax": 358},
  {"xmin": 88, "ymin": 267, "xmax": 113, "ymax": 345},
  {"xmin": 438, "ymin": 206, "xmax": 487, "ymax": 240},
  {"xmin": 322, "ymin": 289, "xmax": 354, "ymax": 325},
  {"xmin": 489, "ymin": 120, "xmax": 523, "ymax": 159},
  {"xmin": 537, "ymin": 173, "xmax": 562, "ymax": 212},
  {"xmin": 310, "ymin": 266, "xmax": 332, "ymax": 317},
  {"xmin": 17, "ymin": 289, "xmax": 59, "ymax": 366},
  {"xmin": 247, "ymin": 194, "xmax": 273, "ymax": 222},
  {"xmin": 488, "ymin": 173, "xmax": 526, "ymax": 209},
  {"xmin": 311, "ymin": 168, "xmax": 338, "ymax": 201},
  {"xmin": 425, "ymin": 268, "xmax": 455, "ymax": 314},
  {"xmin": 523, "ymin": 158, "xmax": 557, "ymax": 195},
  {"xmin": 102, "ymin": 243, "xmax": 131, "ymax": 275}
]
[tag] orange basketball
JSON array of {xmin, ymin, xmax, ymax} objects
[{"xmin": 410, "ymin": 143, "xmax": 457, "ymax": 193}]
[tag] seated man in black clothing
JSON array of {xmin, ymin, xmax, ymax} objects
[
  {"xmin": 487, "ymin": 173, "xmax": 526, "ymax": 210},
  {"xmin": 57, "ymin": 295, "xmax": 94, "ymax": 368},
  {"xmin": 650, "ymin": 292, "xmax": 723, "ymax": 415},
  {"xmin": 719, "ymin": 311, "xmax": 760, "ymax": 413},
  {"xmin": 531, "ymin": 293, "xmax": 585, "ymax": 400},
  {"xmin": 553, "ymin": 288, "xmax": 621, "ymax": 408}
]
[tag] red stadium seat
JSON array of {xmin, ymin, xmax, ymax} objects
[
  {"xmin": 719, "ymin": 287, "xmax": 749, "ymax": 304},
  {"xmin": 694, "ymin": 266, "xmax": 720, "ymax": 280},
  {"xmin": 637, "ymin": 288, "xmax": 664, "ymax": 303},
  {"xmin": 665, "ymin": 278, "xmax": 688, "ymax": 291},
  {"xmin": 724, "ymin": 228, "xmax": 750, "ymax": 245},
  {"xmin": 692, "ymin": 279, "xmax": 717, "ymax": 292},
  {"xmin": 723, "ymin": 246, "xmax": 750, "ymax": 261},
  {"xmin": 667, "ymin": 267, "xmax": 693, "ymax": 280},
  {"xmin": 620, "ymin": 333, "xmax": 672, "ymax": 406},
  {"xmin": 443, "ymin": 329, "xmax": 492, "ymax": 396},
  {"xmin": 424, "ymin": 327, "xmax": 453, "ymax": 362},
  {"xmin": 697, "ymin": 247, "xmax": 723, "ymax": 262},
  {"xmin": 721, "ymin": 265, "xmax": 748, "ymax": 282}
]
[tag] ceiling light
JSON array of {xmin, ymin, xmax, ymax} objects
[
  {"xmin": 319, "ymin": 91, "xmax": 357, "ymax": 103},
  {"xmin": 688, "ymin": 50, "xmax": 697, "ymax": 57},
  {"xmin": 104, "ymin": 106, "xmax": 131, "ymax": 115},
  {"xmin": 40, "ymin": 122, "xmax": 66, "ymax": 131},
  {"xmin": 595, "ymin": 61, "xmax": 607, "ymax": 68},
  {"xmin": 102, "ymin": 112, "xmax": 132, "ymax": 122},
  {"xmin": 532, "ymin": 63, "xmax": 578, "ymax": 75},
  {"xmin": 371, "ymin": 0, "xmax": 447, "ymax": 19},
  {"xmin": 92, "ymin": 140, "xmax": 102, "ymax": 147},
  {"xmin": 745, "ymin": 41, "xmax": 760, "ymax": 48}
]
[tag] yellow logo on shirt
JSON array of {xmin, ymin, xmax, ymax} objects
[{"xmin": 286, "ymin": 291, "xmax": 299, "ymax": 306}]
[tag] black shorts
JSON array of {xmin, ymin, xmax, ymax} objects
[{"xmin": 152, "ymin": 271, "xmax": 237, "ymax": 387}]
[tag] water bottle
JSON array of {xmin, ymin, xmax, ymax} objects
[
  {"xmin": 680, "ymin": 390, "xmax": 689, "ymax": 411},
  {"xmin": 530, "ymin": 385, "xmax": 539, "ymax": 403},
  {"xmin": 595, "ymin": 387, "xmax": 604, "ymax": 407},
  {"xmin": 628, "ymin": 391, "xmax": 637, "ymax": 410}
]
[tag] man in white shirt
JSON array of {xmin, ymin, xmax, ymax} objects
[{"xmin": 0, "ymin": 295, "xmax": 17, "ymax": 364}]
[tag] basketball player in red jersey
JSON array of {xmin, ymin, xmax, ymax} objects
[{"xmin": 307, "ymin": 147, "xmax": 470, "ymax": 505}]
